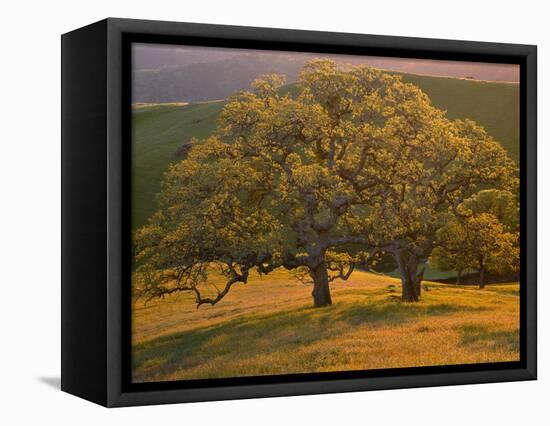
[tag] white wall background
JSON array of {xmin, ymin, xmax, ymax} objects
[{"xmin": 0, "ymin": 0, "xmax": 546, "ymax": 424}]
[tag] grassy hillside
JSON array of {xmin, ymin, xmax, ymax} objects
[
  {"xmin": 402, "ymin": 74, "xmax": 519, "ymax": 162},
  {"xmin": 132, "ymin": 74, "xmax": 519, "ymax": 232},
  {"xmin": 132, "ymin": 269, "xmax": 519, "ymax": 382},
  {"xmin": 132, "ymin": 101, "xmax": 225, "ymax": 230}
]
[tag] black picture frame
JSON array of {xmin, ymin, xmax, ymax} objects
[{"xmin": 61, "ymin": 17, "xmax": 537, "ymax": 407}]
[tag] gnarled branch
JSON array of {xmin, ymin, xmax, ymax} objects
[{"xmin": 327, "ymin": 262, "xmax": 355, "ymax": 282}]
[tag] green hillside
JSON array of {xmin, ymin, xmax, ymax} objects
[
  {"xmin": 132, "ymin": 74, "xmax": 519, "ymax": 233},
  {"xmin": 132, "ymin": 101, "xmax": 225, "ymax": 231},
  {"xmin": 402, "ymin": 74, "xmax": 519, "ymax": 162}
]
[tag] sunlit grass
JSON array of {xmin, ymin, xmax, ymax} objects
[{"xmin": 132, "ymin": 269, "xmax": 519, "ymax": 383}]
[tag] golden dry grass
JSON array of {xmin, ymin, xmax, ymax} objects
[{"xmin": 131, "ymin": 269, "xmax": 519, "ymax": 383}]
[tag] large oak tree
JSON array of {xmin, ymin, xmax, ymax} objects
[{"xmin": 134, "ymin": 60, "xmax": 517, "ymax": 307}]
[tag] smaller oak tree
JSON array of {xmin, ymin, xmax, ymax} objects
[{"xmin": 431, "ymin": 190, "xmax": 519, "ymax": 288}]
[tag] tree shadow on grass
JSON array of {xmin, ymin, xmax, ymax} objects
[
  {"xmin": 132, "ymin": 297, "xmax": 486, "ymax": 381},
  {"xmin": 335, "ymin": 299, "xmax": 485, "ymax": 327},
  {"xmin": 134, "ymin": 305, "xmax": 323, "ymax": 364},
  {"xmin": 459, "ymin": 324, "xmax": 519, "ymax": 352}
]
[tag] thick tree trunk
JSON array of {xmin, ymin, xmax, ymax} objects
[
  {"xmin": 456, "ymin": 269, "xmax": 462, "ymax": 285},
  {"xmin": 401, "ymin": 276, "xmax": 419, "ymax": 302},
  {"xmin": 479, "ymin": 267, "xmax": 485, "ymax": 289},
  {"xmin": 396, "ymin": 249, "xmax": 421, "ymax": 302},
  {"xmin": 310, "ymin": 263, "xmax": 332, "ymax": 307}
]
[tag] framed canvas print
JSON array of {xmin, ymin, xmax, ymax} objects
[{"xmin": 61, "ymin": 18, "xmax": 537, "ymax": 407}]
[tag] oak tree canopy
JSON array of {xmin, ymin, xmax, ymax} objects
[
  {"xmin": 431, "ymin": 189, "xmax": 519, "ymax": 288},
  {"xmin": 134, "ymin": 60, "xmax": 518, "ymax": 307}
]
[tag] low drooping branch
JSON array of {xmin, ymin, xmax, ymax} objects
[
  {"xmin": 138, "ymin": 261, "xmax": 250, "ymax": 309},
  {"xmin": 195, "ymin": 264, "xmax": 250, "ymax": 308}
]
